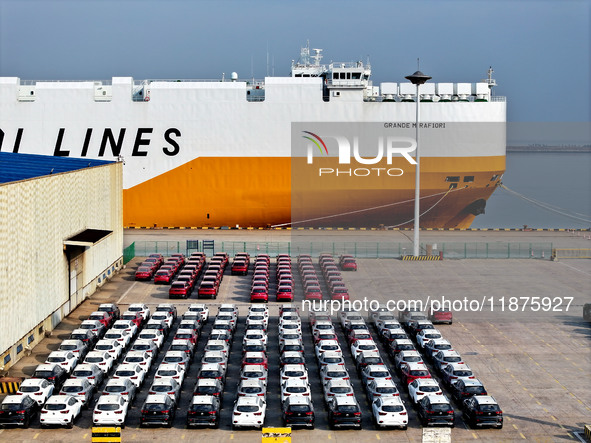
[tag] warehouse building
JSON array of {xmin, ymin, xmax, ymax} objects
[{"xmin": 0, "ymin": 152, "xmax": 123, "ymax": 372}]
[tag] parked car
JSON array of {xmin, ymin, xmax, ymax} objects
[
  {"xmin": 69, "ymin": 328, "xmax": 98, "ymax": 348},
  {"xmin": 58, "ymin": 339, "xmax": 89, "ymax": 360},
  {"xmin": 70, "ymin": 363, "xmax": 105, "ymax": 387},
  {"xmin": 93, "ymin": 394, "xmax": 129, "ymax": 427},
  {"xmin": 408, "ymin": 378, "xmax": 443, "ymax": 404},
  {"xmin": 83, "ymin": 351, "xmax": 116, "ymax": 374},
  {"xmin": 371, "ymin": 396, "xmax": 407, "ymax": 429},
  {"xmin": 365, "ymin": 379, "xmax": 399, "ymax": 403},
  {"xmin": 40, "ymin": 395, "xmax": 82, "ymax": 428},
  {"xmin": 32, "ymin": 363, "xmax": 68, "ymax": 391},
  {"xmin": 237, "ymin": 379, "xmax": 267, "ymax": 398},
  {"xmin": 462, "ymin": 395, "xmax": 503, "ymax": 428},
  {"xmin": 44, "ymin": 351, "xmax": 78, "ymax": 374},
  {"xmin": 429, "ymin": 308, "xmax": 453, "ymax": 324},
  {"xmin": 88, "ymin": 311, "xmax": 113, "ymax": 328},
  {"xmin": 148, "ymin": 378, "xmax": 181, "ymax": 404},
  {"xmin": 59, "ymin": 378, "xmax": 95, "ymax": 408},
  {"xmin": 441, "ymin": 363, "xmax": 475, "ymax": 387},
  {"xmin": 98, "ymin": 303, "xmax": 120, "ymax": 321},
  {"xmin": 112, "ymin": 363, "xmax": 146, "ymax": 388},
  {"xmin": 399, "ymin": 362, "xmax": 431, "ymax": 385},
  {"xmin": 17, "ymin": 378, "xmax": 55, "ymax": 406},
  {"xmin": 0, "ymin": 395, "xmax": 39, "ymax": 428},
  {"xmin": 102, "ymin": 378, "xmax": 137, "ymax": 404},
  {"xmin": 417, "ymin": 394, "xmax": 454, "ymax": 427},
  {"xmin": 193, "ymin": 379, "xmax": 223, "ymax": 402},
  {"xmin": 231, "ymin": 396, "xmax": 266, "ymax": 430},
  {"xmin": 282, "ymin": 395, "xmax": 315, "ymax": 428},
  {"xmin": 327, "ymin": 396, "xmax": 362, "ymax": 429},
  {"xmin": 451, "ymin": 379, "xmax": 487, "ymax": 402},
  {"xmin": 186, "ymin": 395, "xmax": 221, "ymax": 428},
  {"xmin": 140, "ymin": 394, "xmax": 176, "ymax": 428}
]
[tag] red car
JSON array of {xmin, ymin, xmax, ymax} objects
[
  {"xmin": 305, "ymin": 286, "xmax": 323, "ymax": 300},
  {"xmin": 88, "ymin": 311, "xmax": 112, "ymax": 328},
  {"xmin": 231, "ymin": 259, "xmax": 249, "ymax": 276},
  {"xmin": 400, "ymin": 362, "xmax": 432, "ymax": 385},
  {"xmin": 198, "ymin": 281, "xmax": 218, "ymax": 299},
  {"xmin": 121, "ymin": 311, "xmax": 143, "ymax": 328},
  {"xmin": 135, "ymin": 266, "xmax": 153, "ymax": 280},
  {"xmin": 174, "ymin": 329, "xmax": 198, "ymax": 345},
  {"xmin": 330, "ymin": 287, "xmax": 350, "ymax": 300},
  {"xmin": 429, "ymin": 309, "xmax": 453, "ymax": 325},
  {"xmin": 241, "ymin": 352, "xmax": 268, "ymax": 369},
  {"xmin": 276, "ymin": 286, "xmax": 294, "ymax": 302},
  {"xmin": 148, "ymin": 253, "xmax": 164, "ymax": 266},
  {"xmin": 339, "ymin": 255, "xmax": 357, "ymax": 271},
  {"xmin": 250, "ymin": 286, "xmax": 269, "ymax": 303},
  {"xmin": 154, "ymin": 269, "xmax": 173, "ymax": 284},
  {"xmin": 169, "ymin": 281, "xmax": 191, "ymax": 299}
]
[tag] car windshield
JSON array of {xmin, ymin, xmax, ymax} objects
[
  {"xmin": 242, "ymin": 371, "xmax": 262, "ymax": 378},
  {"xmin": 133, "ymin": 345, "xmax": 150, "ymax": 351},
  {"xmin": 370, "ymin": 371, "xmax": 389, "ymax": 378},
  {"xmin": 382, "ymin": 405, "xmax": 404, "ymax": 412},
  {"xmin": 105, "ymin": 385, "xmax": 126, "ymax": 393},
  {"xmin": 45, "ymin": 403, "xmax": 67, "ymax": 411},
  {"xmin": 165, "ymin": 357, "xmax": 183, "ymax": 363},
  {"xmin": 410, "ymin": 370, "xmax": 429, "ymax": 376},
  {"xmin": 324, "ymin": 357, "xmax": 342, "ymax": 364},
  {"xmin": 196, "ymin": 387, "xmax": 216, "ymax": 395},
  {"xmin": 398, "ymin": 345, "xmax": 414, "ymax": 351},
  {"xmin": 97, "ymin": 403, "xmax": 120, "ymax": 411},
  {"xmin": 1, "ymin": 403, "xmax": 23, "ymax": 411},
  {"xmin": 86, "ymin": 357, "xmax": 103, "ymax": 363},
  {"xmin": 289, "ymin": 405, "xmax": 311, "ymax": 412},
  {"xmin": 431, "ymin": 403, "xmax": 451, "ymax": 411},
  {"xmin": 62, "ymin": 385, "xmax": 84, "ymax": 393},
  {"xmin": 74, "ymin": 370, "xmax": 93, "ymax": 377},
  {"xmin": 405, "ymin": 356, "xmax": 422, "ymax": 362},
  {"xmin": 116, "ymin": 371, "xmax": 135, "ymax": 377},
  {"xmin": 358, "ymin": 344, "xmax": 376, "ymax": 350},
  {"xmin": 60, "ymin": 345, "xmax": 77, "ymax": 350},
  {"xmin": 480, "ymin": 404, "xmax": 500, "ymax": 412},
  {"xmin": 287, "ymin": 387, "xmax": 306, "ymax": 393},
  {"xmin": 34, "ymin": 371, "xmax": 56, "ymax": 378},
  {"xmin": 331, "ymin": 387, "xmax": 351, "ymax": 394},
  {"xmin": 337, "ymin": 405, "xmax": 358, "ymax": 413},
  {"xmin": 466, "ymin": 386, "xmax": 487, "ymax": 395},
  {"xmin": 95, "ymin": 345, "xmax": 112, "ymax": 351},
  {"xmin": 170, "ymin": 345, "xmax": 188, "ymax": 352},
  {"xmin": 191, "ymin": 404, "xmax": 213, "ymax": 412},
  {"xmin": 425, "ymin": 334, "xmax": 441, "ymax": 339},
  {"xmin": 19, "ymin": 386, "xmax": 40, "ymax": 392},
  {"xmin": 158, "ymin": 370, "xmax": 177, "ymax": 377},
  {"xmin": 128, "ymin": 307, "xmax": 142, "ymax": 312},
  {"xmin": 46, "ymin": 357, "xmax": 65, "ymax": 363},
  {"xmin": 377, "ymin": 386, "xmax": 397, "ymax": 393},
  {"xmin": 421, "ymin": 385, "xmax": 439, "ymax": 392},
  {"xmin": 112, "ymin": 324, "xmax": 127, "ymax": 330},
  {"xmin": 151, "ymin": 385, "xmax": 173, "ymax": 392},
  {"xmin": 435, "ymin": 344, "xmax": 452, "ymax": 350},
  {"xmin": 454, "ymin": 370, "xmax": 472, "ymax": 377},
  {"xmin": 144, "ymin": 403, "xmax": 166, "ymax": 411},
  {"xmin": 236, "ymin": 405, "xmax": 259, "ymax": 413},
  {"xmin": 242, "ymin": 386, "xmax": 262, "ymax": 393},
  {"xmin": 445, "ymin": 356, "xmax": 462, "ymax": 363},
  {"xmin": 71, "ymin": 334, "xmax": 87, "ymax": 340},
  {"xmin": 326, "ymin": 371, "xmax": 347, "ymax": 378},
  {"xmin": 365, "ymin": 357, "xmax": 382, "ymax": 364}
]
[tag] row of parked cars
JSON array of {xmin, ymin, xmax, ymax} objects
[
  {"xmin": 319, "ymin": 254, "xmax": 350, "ymax": 300},
  {"xmin": 249, "ymin": 254, "xmax": 295, "ymax": 303},
  {"xmin": 167, "ymin": 253, "xmax": 205, "ymax": 298},
  {"xmin": 369, "ymin": 307, "xmax": 503, "ymax": 428}
]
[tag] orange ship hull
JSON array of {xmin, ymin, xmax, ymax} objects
[{"xmin": 123, "ymin": 155, "xmax": 505, "ymax": 229}]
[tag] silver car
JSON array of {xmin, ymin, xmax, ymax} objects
[
  {"xmin": 70, "ymin": 363, "xmax": 104, "ymax": 387},
  {"xmin": 148, "ymin": 377, "xmax": 181, "ymax": 404},
  {"xmin": 59, "ymin": 378, "xmax": 95, "ymax": 407},
  {"xmin": 102, "ymin": 378, "xmax": 137, "ymax": 404}
]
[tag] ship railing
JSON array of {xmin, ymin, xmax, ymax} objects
[{"xmin": 366, "ymin": 95, "xmax": 506, "ymax": 103}]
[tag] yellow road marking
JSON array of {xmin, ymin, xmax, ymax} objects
[
  {"xmin": 181, "ymin": 435, "xmax": 185, "ymax": 440},
  {"xmin": 551, "ymin": 415, "xmax": 557, "ymax": 421},
  {"xmin": 529, "ymin": 393, "xmax": 534, "ymax": 398},
  {"xmin": 328, "ymin": 434, "xmax": 332, "ymax": 440},
  {"xmin": 543, "ymin": 408, "xmax": 549, "ymax": 413},
  {"xmin": 472, "ymin": 432, "xmax": 478, "ymax": 439},
  {"xmin": 33, "ymin": 434, "xmax": 39, "ymax": 440},
  {"xmin": 506, "ymin": 416, "xmax": 512, "ymax": 422},
  {"xmin": 515, "ymin": 380, "xmax": 522, "ymax": 385},
  {"xmin": 513, "ymin": 424, "xmax": 519, "ymax": 430},
  {"xmin": 522, "ymin": 386, "xmax": 528, "ymax": 391},
  {"xmin": 520, "ymin": 433, "xmax": 526, "ymax": 439},
  {"xmin": 536, "ymin": 401, "xmax": 542, "ymax": 405},
  {"xmin": 83, "ymin": 434, "xmax": 88, "ymax": 440},
  {"xmin": 230, "ymin": 435, "xmax": 234, "ymax": 440},
  {"xmin": 376, "ymin": 434, "xmax": 381, "ymax": 440}
]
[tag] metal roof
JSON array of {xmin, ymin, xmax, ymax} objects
[{"xmin": 0, "ymin": 152, "xmax": 113, "ymax": 184}]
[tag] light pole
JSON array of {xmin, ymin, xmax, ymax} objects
[{"xmin": 405, "ymin": 70, "xmax": 431, "ymax": 256}]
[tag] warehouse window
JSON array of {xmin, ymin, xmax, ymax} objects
[
  {"xmin": 3, "ymin": 355, "xmax": 10, "ymax": 364},
  {"xmin": 38, "ymin": 326, "xmax": 44, "ymax": 335},
  {"xmin": 16, "ymin": 344, "xmax": 23, "ymax": 354},
  {"xmin": 28, "ymin": 334, "xmax": 35, "ymax": 344}
]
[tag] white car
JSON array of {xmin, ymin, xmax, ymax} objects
[
  {"xmin": 237, "ymin": 379, "xmax": 267, "ymax": 398},
  {"xmin": 45, "ymin": 351, "xmax": 78, "ymax": 373},
  {"xmin": 130, "ymin": 339, "xmax": 159, "ymax": 356},
  {"xmin": 243, "ymin": 329, "xmax": 268, "ymax": 346},
  {"xmin": 394, "ymin": 350, "xmax": 424, "ymax": 370},
  {"xmin": 408, "ymin": 378, "xmax": 443, "ymax": 404},
  {"xmin": 155, "ymin": 363, "xmax": 186, "ymax": 386},
  {"xmin": 123, "ymin": 350, "xmax": 154, "ymax": 372},
  {"xmin": 148, "ymin": 377, "xmax": 181, "ymax": 404},
  {"xmin": 17, "ymin": 378, "xmax": 54, "ymax": 405},
  {"xmin": 111, "ymin": 319, "xmax": 138, "ymax": 337},
  {"xmin": 360, "ymin": 365, "xmax": 392, "ymax": 385},
  {"xmin": 162, "ymin": 350, "xmax": 191, "ymax": 368},
  {"xmin": 232, "ymin": 396, "xmax": 266, "ymax": 429},
  {"xmin": 80, "ymin": 319, "xmax": 105, "ymax": 337},
  {"xmin": 102, "ymin": 330, "xmax": 132, "ymax": 349},
  {"xmin": 433, "ymin": 350, "xmax": 463, "ymax": 373},
  {"xmin": 245, "ymin": 319, "xmax": 266, "ymax": 333},
  {"xmin": 40, "ymin": 395, "xmax": 82, "ymax": 428},
  {"xmin": 340, "ymin": 311, "xmax": 364, "ymax": 329},
  {"xmin": 248, "ymin": 305, "xmax": 269, "ymax": 318},
  {"xmin": 278, "ymin": 314, "xmax": 301, "ymax": 328},
  {"xmin": 151, "ymin": 312, "xmax": 174, "ymax": 329},
  {"xmin": 319, "ymin": 364, "xmax": 350, "ymax": 385},
  {"xmin": 113, "ymin": 363, "xmax": 146, "ymax": 388},
  {"xmin": 128, "ymin": 303, "xmax": 150, "ymax": 321},
  {"xmin": 204, "ymin": 340, "xmax": 230, "ymax": 357},
  {"xmin": 372, "ymin": 396, "xmax": 408, "ymax": 429},
  {"xmin": 416, "ymin": 328, "xmax": 442, "ymax": 349},
  {"xmin": 94, "ymin": 339, "xmax": 124, "ymax": 360},
  {"xmin": 84, "ymin": 351, "xmax": 115, "ymax": 374},
  {"xmin": 278, "ymin": 320, "xmax": 301, "ymax": 336},
  {"xmin": 280, "ymin": 364, "xmax": 309, "ymax": 383},
  {"xmin": 278, "ymin": 330, "xmax": 302, "ymax": 346},
  {"xmin": 243, "ymin": 339, "xmax": 266, "ymax": 354},
  {"xmin": 93, "ymin": 394, "xmax": 129, "ymax": 427},
  {"xmin": 323, "ymin": 379, "xmax": 354, "ymax": 405},
  {"xmin": 317, "ymin": 351, "xmax": 345, "ymax": 367},
  {"xmin": 366, "ymin": 379, "xmax": 399, "ymax": 402},
  {"xmin": 59, "ymin": 378, "xmax": 95, "ymax": 407},
  {"xmin": 350, "ymin": 339, "xmax": 378, "ymax": 356},
  {"xmin": 314, "ymin": 340, "xmax": 342, "ymax": 359},
  {"xmin": 187, "ymin": 303, "xmax": 209, "ymax": 322},
  {"xmin": 240, "ymin": 365, "xmax": 268, "ymax": 386},
  {"xmin": 201, "ymin": 351, "xmax": 228, "ymax": 369},
  {"xmin": 246, "ymin": 314, "xmax": 268, "ymax": 329},
  {"xmin": 280, "ymin": 379, "xmax": 311, "ymax": 404},
  {"xmin": 279, "ymin": 338, "xmax": 304, "ymax": 354},
  {"xmin": 137, "ymin": 329, "xmax": 165, "ymax": 349},
  {"xmin": 70, "ymin": 363, "xmax": 105, "ymax": 386},
  {"xmin": 102, "ymin": 378, "xmax": 137, "ymax": 404},
  {"xmin": 218, "ymin": 304, "xmax": 239, "ymax": 318},
  {"xmin": 442, "ymin": 363, "xmax": 475, "ymax": 387},
  {"xmin": 311, "ymin": 320, "xmax": 335, "ymax": 336}
]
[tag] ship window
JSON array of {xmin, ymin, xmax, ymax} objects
[
  {"xmin": 340, "ymin": 73, "xmax": 346, "ymax": 79},
  {"xmin": 490, "ymin": 174, "xmax": 499, "ymax": 181},
  {"xmin": 352, "ymin": 73, "xmax": 361, "ymax": 79},
  {"xmin": 463, "ymin": 176, "xmax": 474, "ymax": 183},
  {"xmin": 346, "ymin": 72, "xmax": 351, "ymax": 79},
  {"xmin": 445, "ymin": 176, "xmax": 460, "ymax": 182},
  {"xmin": 449, "ymin": 183, "xmax": 458, "ymax": 190},
  {"xmin": 333, "ymin": 73, "xmax": 338, "ymax": 80}
]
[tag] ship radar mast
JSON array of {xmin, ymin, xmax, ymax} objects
[{"xmin": 484, "ymin": 66, "xmax": 497, "ymax": 90}]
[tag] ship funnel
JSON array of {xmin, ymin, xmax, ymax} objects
[{"xmin": 231, "ymin": 72, "xmax": 238, "ymax": 82}]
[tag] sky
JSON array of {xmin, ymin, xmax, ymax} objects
[{"xmin": 0, "ymin": 0, "xmax": 589, "ymax": 125}]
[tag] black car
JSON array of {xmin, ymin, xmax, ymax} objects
[
  {"xmin": 451, "ymin": 379, "xmax": 488, "ymax": 402},
  {"xmin": 32, "ymin": 363, "xmax": 69, "ymax": 391},
  {"xmin": 186, "ymin": 395, "xmax": 221, "ymax": 428},
  {"xmin": 417, "ymin": 395, "xmax": 454, "ymax": 427},
  {"xmin": 355, "ymin": 351, "xmax": 384, "ymax": 372},
  {"xmin": 282, "ymin": 396, "xmax": 315, "ymax": 429},
  {"xmin": 0, "ymin": 395, "xmax": 39, "ymax": 428},
  {"xmin": 327, "ymin": 397, "xmax": 362, "ymax": 429},
  {"xmin": 193, "ymin": 379, "xmax": 224, "ymax": 406},
  {"xmin": 98, "ymin": 303, "xmax": 121, "ymax": 321},
  {"xmin": 144, "ymin": 319, "xmax": 170, "ymax": 339},
  {"xmin": 140, "ymin": 394, "xmax": 176, "ymax": 427},
  {"xmin": 70, "ymin": 329, "xmax": 98, "ymax": 348},
  {"xmin": 462, "ymin": 395, "xmax": 503, "ymax": 428}
]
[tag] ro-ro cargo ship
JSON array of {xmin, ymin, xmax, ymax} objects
[{"xmin": 0, "ymin": 46, "xmax": 505, "ymax": 228}]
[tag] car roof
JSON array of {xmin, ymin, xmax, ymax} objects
[
  {"xmin": 365, "ymin": 365, "xmax": 389, "ymax": 372},
  {"xmin": 240, "ymin": 379, "xmax": 265, "ymax": 387},
  {"xmin": 75, "ymin": 363, "xmax": 98, "ymax": 370},
  {"xmin": 425, "ymin": 394, "xmax": 450, "ymax": 404},
  {"xmin": 20, "ymin": 378, "xmax": 47, "ymax": 386},
  {"xmin": 359, "ymin": 350, "xmax": 381, "ymax": 358},
  {"xmin": 96, "ymin": 395, "xmax": 124, "ymax": 404},
  {"xmin": 191, "ymin": 395, "xmax": 215, "ymax": 405},
  {"xmin": 242, "ymin": 364, "xmax": 266, "ymax": 371},
  {"xmin": 448, "ymin": 363, "xmax": 471, "ymax": 370},
  {"xmin": 285, "ymin": 395, "xmax": 312, "ymax": 406},
  {"xmin": 2, "ymin": 395, "xmax": 28, "ymax": 404},
  {"xmin": 473, "ymin": 395, "xmax": 497, "ymax": 404},
  {"xmin": 399, "ymin": 350, "xmax": 422, "ymax": 357},
  {"xmin": 379, "ymin": 396, "xmax": 404, "ymax": 405},
  {"xmin": 461, "ymin": 379, "xmax": 484, "ymax": 387},
  {"xmin": 197, "ymin": 378, "xmax": 219, "ymax": 386},
  {"xmin": 406, "ymin": 362, "xmax": 427, "ymax": 369},
  {"xmin": 283, "ymin": 378, "xmax": 307, "ymax": 387},
  {"xmin": 201, "ymin": 363, "xmax": 222, "ymax": 370},
  {"xmin": 437, "ymin": 349, "xmax": 461, "ymax": 356},
  {"xmin": 105, "ymin": 378, "xmax": 131, "ymax": 386},
  {"xmin": 236, "ymin": 396, "xmax": 260, "ymax": 406},
  {"xmin": 327, "ymin": 379, "xmax": 351, "ymax": 388},
  {"xmin": 96, "ymin": 339, "xmax": 119, "ymax": 346},
  {"xmin": 430, "ymin": 338, "xmax": 451, "ymax": 345},
  {"xmin": 35, "ymin": 363, "xmax": 57, "ymax": 371},
  {"xmin": 415, "ymin": 378, "xmax": 440, "ymax": 386},
  {"xmin": 158, "ymin": 363, "xmax": 181, "ymax": 370},
  {"xmin": 151, "ymin": 378, "xmax": 177, "ymax": 386},
  {"xmin": 144, "ymin": 394, "xmax": 169, "ymax": 403},
  {"xmin": 420, "ymin": 328, "xmax": 441, "ymax": 335},
  {"xmin": 48, "ymin": 350, "xmax": 72, "ymax": 357},
  {"xmin": 334, "ymin": 396, "xmax": 357, "ymax": 405},
  {"xmin": 394, "ymin": 339, "xmax": 413, "ymax": 345},
  {"xmin": 371, "ymin": 378, "xmax": 396, "ymax": 387},
  {"xmin": 116, "ymin": 363, "xmax": 140, "ymax": 370},
  {"xmin": 62, "ymin": 378, "xmax": 88, "ymax": 386},
  {"xmin": 45, "ymin": 395, "xmax": 74, "ymax": 404},
  {"xmin": 164, "ymin": 351, "xmax": 185, "ymax": 357}
]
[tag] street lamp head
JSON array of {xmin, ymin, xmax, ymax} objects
[{"xmin": 405, "ymin": 70, "xmax": 432, "ymax": 85}]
